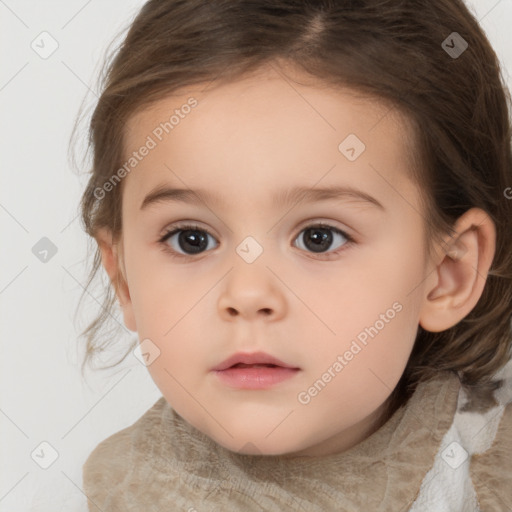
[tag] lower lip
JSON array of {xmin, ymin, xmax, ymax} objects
[{"xmin": 213, "ymin": 366, "xmax": 300, "ymax": 389}]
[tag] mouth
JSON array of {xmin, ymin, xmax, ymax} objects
[
  {"xmin": 229, "ymin": 363, "xmax": 280, "ymax": 368},
  {"xmin": 211, "ymin": 351, "xmax": 299, "ymax": 371},
  {"xmin": 211, "ymin": 352, "xmax": 300, "ymax": 389}
]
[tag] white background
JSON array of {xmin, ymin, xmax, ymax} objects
[{"xmin": 1, "ymin": 1, "xmax": 511, "ymax": 510}]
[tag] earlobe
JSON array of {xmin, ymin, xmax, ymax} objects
[
  {"xmin": 419, "ymin": 208, "xmax": 496, "ymax": 333},
  {"xmin": 95, "ymin": 227, "xmax": 137, "ymax": 332}
]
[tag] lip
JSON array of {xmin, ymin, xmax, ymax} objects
[
  {"xmin": 211, "ymin": 351, "xmax": 299, "ymax": 371},
  {"xmin": 211, "ymin": 351, "xmax": 301, "ymax": 390}
]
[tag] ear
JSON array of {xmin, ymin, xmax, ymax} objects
[
  {"xmin": 95, "ymin": 227, "xmax": 137, "ymax": 332},
  {"xmin": 419, "ymin": 208, "xmax": 496, "ymax": 333}
]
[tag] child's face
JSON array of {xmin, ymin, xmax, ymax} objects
[{"xmin": 112, "ymin": 65, "xmax": 437, "ymax": 457}]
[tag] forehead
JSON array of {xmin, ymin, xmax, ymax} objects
[
  {"xmin": 121, "ymin": 67, "xmax": 418, "ymax": 213},
  {"xmin": 124, "ymin": 68, "xmax": 408, "ymax": 145}
]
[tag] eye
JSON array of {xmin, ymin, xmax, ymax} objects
[
  {"xmin": 158, "ymin": 221, "xmax": 354, "ymax": 260},
  {"xmin": 158, "ymin": 223, "xmax": 218, "ymax": 258},
  {"xmin": 293, "ymin": 222, "xmax": 353, "ymax": 256}
]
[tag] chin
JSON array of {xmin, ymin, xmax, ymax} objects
[{"xmin": 211, "ymin": 431, "xmax": 302, "ymax": 457}]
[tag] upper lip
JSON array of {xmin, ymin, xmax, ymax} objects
[{"xmin": 211, "ymin": 351, "xmax": 299, "ymax": 371}]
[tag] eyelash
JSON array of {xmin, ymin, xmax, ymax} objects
[{"xmin": 157, "ymin": 222, "xmax": 355, "ymax": 261}]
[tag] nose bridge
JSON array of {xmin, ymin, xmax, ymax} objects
[
  {"xmin": 217, "ymin": 236, "xmax": 286, "ymax": 320},
  {"xmin": 222, "ymin": 208, "xmax": 279, "ymax": 268}
]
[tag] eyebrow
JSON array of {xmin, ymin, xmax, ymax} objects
[{"xmin": 140, "ymin": 184, "xmax": 385, "ymax": 211}]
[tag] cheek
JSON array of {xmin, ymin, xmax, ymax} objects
[
  {"xmin": 123, "ymin": 240, "xmax": 213, "ymax": 359},
  {"xmin": 323, "ymin": 252, "xmax": 423, "ymax": 335},
  {"xmin": 310, "ymin": 310, "xmax": 418, "ymax": 422},
  {"xmin": 316, "ymin": 240, "xmax": 425, "ymax": 383},
  {"xmin": 122, "ymin": 234, "xmax": 185, "ymax": 331},
  {"xmin": 346, "ymin": 222, "xmax": 426, "ymax": 310}
]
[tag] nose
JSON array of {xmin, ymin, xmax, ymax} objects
[{"xmin": 217, "ymin": 265, "xmax": 286, "ymax": 322}]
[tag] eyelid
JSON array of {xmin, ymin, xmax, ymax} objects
[
  {"xmin": 158, "ymin": 222, "xmax": 217, "ymax": 243},
  {"xmin": 158, "ymin": 218, "xmax": 355, "ymax": 243},
  {"xmin": 293, "ymin": 218, "xmax": 355, "ymax": 239}
]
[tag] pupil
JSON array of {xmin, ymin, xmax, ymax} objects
[
  {"xmin": 305, "ymin": 227, "xmax": 332, "ymax": 253},
  {"xmin": 179, "ymin": 229, "xmax": 208, "ymax": 254}
]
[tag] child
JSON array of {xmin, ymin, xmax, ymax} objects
[{"xmin": 76, "ymin": 0, "xmax": 512, "ymax": 510}]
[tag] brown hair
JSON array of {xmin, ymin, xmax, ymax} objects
[{"xmin": 71, "ymin": 0, "xmax": 512, "ymax": 418}]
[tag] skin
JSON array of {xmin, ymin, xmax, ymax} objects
[{"xmin": 96, "ymin": 62, "xmax": 496, "ymax": 458}]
